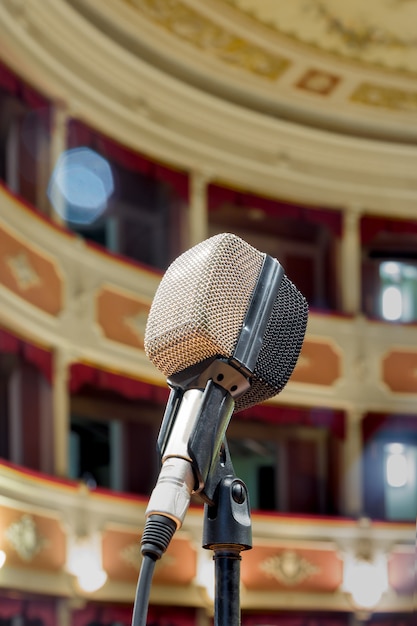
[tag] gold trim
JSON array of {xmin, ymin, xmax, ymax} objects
[
  {"xmin": 351, "ymin": 82, "xmax": 417, "ymax": 111},
  {"xmin": 125, "ymin": 0, "xmax": 290, "ymax": 79},
  {"xmin": 259, "ymin": 550, "xmax": 320, "ymax": 586},
  {"xmin": 225, "ymin": 0, "xmax": 417, "ymax": 78},
  {"xmin": 6, "ymin": 514, "xmax": 49, "ymax": 562}
]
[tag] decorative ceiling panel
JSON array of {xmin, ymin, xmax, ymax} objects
[{"xmin": 228, "ymin": 0, "xmax": 417, "ymax": 75}]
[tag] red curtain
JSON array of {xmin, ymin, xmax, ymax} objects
[
  {"xmin": 208, "ymin": 184, "xmax": 342, "ymax": 237},
  {"xmin": 26, "ymin": 601, "xmax": 56, "ymax": 626},
  {"xmin": 67, "ymin": 119, "xmax": 189, "ymax": 201},
  {"xmin": 361, "ymin": 215, "xmax": 417, "ymax": 245},
  {"xmin": 368, "ymin": 615, "xmax": 413, "ymax": 626},
  {"xmin": 0, "ymin": 327, "xmax": 52, "ymax": 382},
  {"xmin": 69, "ymin": 362, "xmax": 169, "ymax": 403},
  {"xmin": 147, "ymin": 606, "xmax": 197, "ymax": 626},
  {"xmin": 0, "ymin": 596, "xmax": 56, "ymax": 626},
  {"xmin": 71, "ymin": 604, "xmax": 99, "ymax": 626},
  {"xmin": 69, "ymin": 362, "xmax": 345, "ymax": 438},
  {"xmin": 0, "ymin": 60, "xmax": 50, "ymax": 120},
  {"xmin": 239, "ymin": 403, "xmax": 345, "ymax": 439},
  {"xmin": 362, "ymin": 412, "xmax": 417, "ymax": 442},
  {"xmin": 71, "ymin": 603, "xmax": 195, "ymax": 626},
  {"xmin": 0, "ymin": 598, "xmax": 23, "ymax": 619},
  {"xmin": 0, "ymin": 60, "xmax": 19, "ymax": 94},
  {"xmin": 242, "ymin": 613, "xmax": 349, "ymax": 626}
]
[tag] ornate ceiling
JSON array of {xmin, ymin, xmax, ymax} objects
[
  {"xmin": 96, "ymin": 0, "xmax": 417, "ymax": 142},
  {"xmin": 1, "ymin": 0, "xmax": 417, "ymax": 215},
  {"xmin": 229, "ymin": 0, "xmax": 417, "ymax": 75}
]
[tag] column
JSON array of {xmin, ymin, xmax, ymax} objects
[
  {"xmin": 8, "ymin": 368, "xmax": 23, "ymax": 465},
  {"xmin": 189, "ymin": 170, "xmax": 210, "ymax": 247},
  {"xmin": 52, "ymin": 347, "xmax": 71, "ymax": 477},
  {"xmin": 36, "ymin": 109, "xmax": 55, "ymax": 213},
  {"xmin": 56, "ymin": 599, "xmax": 71, "ymax": 626},
  {"xmin": 340, "ymin": 205, "xmax": 362, "ymax": 315},
  {"xmin": 340, "ymin": 409, "xmax": 364, "ymax": 517},
  {"xmin": 39, "ymin": 374, "xmax": 55, "ymax": 475},
  {"xmin": 48, "ymin": 103, "xmax": 68, "ymax": 224},
  {"xmin": 196, "ymin": 607, "xmax": 212, "ymax": 626}
]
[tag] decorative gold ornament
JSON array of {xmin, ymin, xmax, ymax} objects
[
  {"xmin": 120, "ymin": 542, "xmax": 141, "ymax": 570},
  {"xmin": 120, "ymin": 541, "xmax": 174, "ymax": 570},
  {"xmin": 7, "ymin": 251, "xmax": 41, "ymax": 290},
  {"xmin": 125, "ymin": 0, "xmax": 290, "ymax": 79},
  {"xmin": 351, "ymin": 82, "xmax": 417, "ymax": 111},
  {"xmin": 259, "ymin": 550, "xmax": 320, "ymax": 585},
  {"xmin": 6, "ymin": 514, "xmax": 48, "ymax": 561}
]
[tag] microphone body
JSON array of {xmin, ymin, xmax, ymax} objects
[
  {"xmin": 145, "ymin": 232, "xmax": 308, "ymax": 412},
  {"xmin": 142, "ymin": 233, "xmax": 308, "ymax": 543}
]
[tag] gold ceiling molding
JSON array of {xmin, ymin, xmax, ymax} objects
[
  {"xmin": 125, "ymin": 0, "xmax": 290, "ymax": 79},
  {"xmin": 351, "ymin": 82, "xmax": 417, "ymax": 112},
  {"xmin": 226, "ymin": 0, "xmax": 417, "ymax": 76}
]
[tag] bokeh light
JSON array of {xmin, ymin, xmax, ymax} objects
[
  {"xmin": 343, "ymin": 553, "xmax": 388, "ymax": 609},
  {"xmin": 48, "ymin": 147, "xmax": 114, "ymax": 224}
]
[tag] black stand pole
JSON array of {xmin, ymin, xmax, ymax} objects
[{"xmin": 202, "ymin": 473, "xmax": 252, "ymax": 626}]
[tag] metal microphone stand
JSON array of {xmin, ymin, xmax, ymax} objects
[{"xmin": 202, "ymin": 444, "xmax": 252, "ymax": 626}]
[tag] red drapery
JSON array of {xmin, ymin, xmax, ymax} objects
[
  {"xmin": 242, "ymin": 613, "xmax": 350, "ymax": 626},
  {"xmin": 69, "ymin": 362, "xmax": 345, "ymax": 437},
  {"xmin": 69, "ymin": 362, "xmax": 346, "ymax": 437},
  {"xmin": 0, "ymin": 60, "xmax": 50, "ymax": 120},
  {"xmin": 0, "ymin": 598, "xmax": 23, "ymax": 620},
  {"xmin": 71, "ymin": 604, "xmax": 130, "ymax": 626},
  {"xmin": 361, "ymin": 215, "xmax": 417, "ymax": 246},
  {"xmin": 239, "ymin": 403, "xmax": 346, "ymax": 439},
  {"xmin": 67, "ymin": 119, "xmax": 189, "ymax": 201},
  {"xmin": 362, "ymin": 412, "xmax": 417, "ymax": 443},
  {"xmin": 244, "ymin": 617, "xmax": 414, "ymax": 626},
  {"xmin": 0, "ymin": 327, "xmax": 52, "ymax": 383},
  {"xmin": 0, "ymin": 596, "xmax": 56, "ymax": 626},
  {"xmin": 208, "ymin": 183, "xmax": 342, "ymax": 237},
  {"xmin": 71, "ymin": 603, "xmax": 196, "ymax": 626},
  {"xmin": 367, "ymin": 615, "xmax": 413, "ymax": 626},
  {"xmin": 69, "ymin": 362, "xmax": 169, "ymax": 404}
]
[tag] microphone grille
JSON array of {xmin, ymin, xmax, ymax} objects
[
  {"xmin": 234, "ymin": 273, "xmax": 308, "ymax": 412},
  {"xmin": 144, "ymin": 233, "xmax": 264, "ymax": 377}
]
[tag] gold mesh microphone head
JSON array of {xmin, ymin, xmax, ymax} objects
[{"xmin": 144, "ymin": 233, "xmax": 308, "ymax": 411}]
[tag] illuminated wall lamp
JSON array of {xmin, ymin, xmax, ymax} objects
[
  {"xmin": 196, "ymin": 551, "xmax": 215, "ymax": 604},
  {"xmin": 0, "ymin": 549, "xmax": 6, "ymax": 569},
  {"xmin": 343, "ymin": 552, "xmax": 388, "ymax": 609},
  {"xmin": 386, "ymin": 443, "xmax": 408, "ymax": 488},
  {"xmin": 66, "ymin": 534, "xmax": 107, "ymax": 593}
]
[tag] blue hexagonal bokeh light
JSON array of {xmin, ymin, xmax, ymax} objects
[{"xmin": 48, "ymin": 147, "xmax": 114, "ymax": 224}]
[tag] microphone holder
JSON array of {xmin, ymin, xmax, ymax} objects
[
  {"xmin": 202, "ymin": 442, "xmax": 252, "ymax": 626},
  {"xmin": 157, "ymin": 378, "xmax": 252, "ymax": 625}
]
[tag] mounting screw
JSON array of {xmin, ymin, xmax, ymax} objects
[{"xmin": 231, "ymin": 481, "xmax": 246, "ymax": 504}]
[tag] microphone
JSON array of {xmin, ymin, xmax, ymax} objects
[
  {"xmin": 140, "ymin": 233, "xmax": 308, "ymax": 558},
  {"xmin": 145, "ymin": 232, "xmax": 308, "ymax": 412}
]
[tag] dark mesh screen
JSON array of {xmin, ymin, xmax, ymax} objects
[{"xmin": 234, "ymin": 274, "xmax": 308, "ymax": 411}]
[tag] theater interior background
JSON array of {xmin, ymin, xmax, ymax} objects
[{"xmin": 0, "ymin": 1, "xmax": 416, "ymax": 625}]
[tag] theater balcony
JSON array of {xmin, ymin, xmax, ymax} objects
[{"xmin": 0, "ymin": 1, "xmax": 416, "ymax": 624}]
